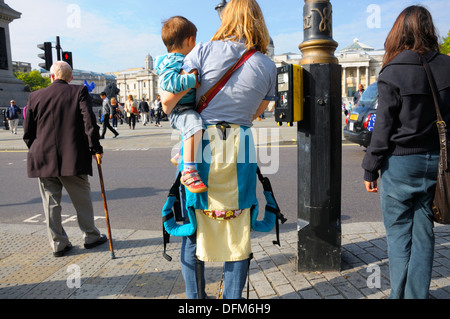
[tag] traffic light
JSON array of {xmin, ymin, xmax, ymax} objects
[
  {"xmin": 37, "ymin": 42, "xmax": 53, "ymax": 71},
  {"xmin": 62, "ymin": 51, "xmax": 73, "ymax": 69}
]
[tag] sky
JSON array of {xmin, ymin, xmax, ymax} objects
[{"xmin": 8, "ymin": 0, "xmax": 450, "ymax": 74}]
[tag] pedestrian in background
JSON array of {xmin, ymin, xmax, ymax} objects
[
  {"xmin": 139, "ymin": 98, "xmax": 150, "ymax": 126},
  {"xmin": 150, "ymin": 103, "xmax": 155, "ymax": 123},
  {"xmin": 153, "ymin": 95, "xmax": 162, "ymax": 127},
  {"xmin": 23, "ymin": 61, "xmax": 108, "ymax": 257},
  {"xmin": 100, "ymin": 92, "xmax": 119, "ymax": 139},
  {"xmin": 362, "ymin": 5, "xmax": 450, "ymax": 299},
  {"xmin": 353, "ymin": 84, "xmax": 364, "ymax": 106},
  {"xmin": 117, "ymin": 100, "xmax": 125, "ymax": 125},
  {"xmin": 2, "ymin": 108, "xmax": 9, "ymax": 130},
  {"xmin": 6, "ymin": 100, "xmax": 20, "ymax": 134},
  {"xmin": 110, "ymin": 97, "xmax": 120, "ymax": 129},
  {"xmin": 124, "ymin": 94, "xmax": 138, "ymax": 130}
]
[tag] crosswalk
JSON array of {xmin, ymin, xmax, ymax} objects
[{"xmin": 23, "ymin": 214, "xmax": 106, "ymax": 224}]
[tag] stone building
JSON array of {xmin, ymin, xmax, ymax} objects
[
  {"xmin": 112, "ymin": 54, "xmax": 159, "ymax": 103},
  {"xmin": 12, "ymin": 61, "xmax": 31, "ymax": 73},
  {"xmin": 273, "ymin": 52, "xmax": 302, "ymax": 67},
  {"xmin": 70, "ymin": 70, "xmax": 116, "ymax": 95},
  {"xmin": 337, "ymin": 38, "xmax": 384, "ymax": 104}
]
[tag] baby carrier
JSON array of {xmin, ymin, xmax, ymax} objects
[{"xmin": 161, "ymin": 123, "xmax": 286, "ymax": 262}]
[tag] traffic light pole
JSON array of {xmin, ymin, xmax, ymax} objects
[
  {"xmin": 297, "ymin": 0, "xmax": 342, "ymax": 271},
  {"xmin": 56, "ymin": 36, "xmax": 61, "ymax": 61}
]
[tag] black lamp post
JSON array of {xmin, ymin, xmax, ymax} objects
[
  {"xmin": 215, "ymin": 0, "xmax": 227, "ymax": 18},
  {"xmin": 297, "ymin": 0, "xmax": 342, "ymax": 272}
]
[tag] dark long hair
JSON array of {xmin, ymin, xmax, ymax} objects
[{"xmin": 383, "ymin": 5, "xmax": 439, "ymax": 66}]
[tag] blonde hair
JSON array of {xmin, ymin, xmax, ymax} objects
[
  {"xmin": 111, "ymin": 97, "xmax": 117, "ymax": 104},
  {"xmin": 211, "ymin": 0, "xmax": 270, "ymax": 54}
]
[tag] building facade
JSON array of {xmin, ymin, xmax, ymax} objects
[
  {"xmin": 12, "ymin": 61, "xmax": 31, "ymax": 73},
  {"xmin": 112, "ymin": 54, "xmax": 159, "ymax": 104},
  {"xmin": 337, "ymin": 39, "xmax": 384, "ymax": 104},
  {"xmin": 72, "ymin": 70, "xmax": 116, "ymax": 95},
  {"xmin": 273, "ymin": 52, "xmax": 302, "ymax": 67}
]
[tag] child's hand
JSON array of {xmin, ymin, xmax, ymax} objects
[{"xmin": 192, "ymin": 70, "xmax": 200, "ymax": 88}]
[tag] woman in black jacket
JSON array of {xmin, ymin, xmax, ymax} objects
[{"xmin": 362, "ymin": 5, "xmax": 450, "ymax": 299}]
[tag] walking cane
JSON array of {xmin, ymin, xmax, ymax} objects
[{"xmin": 96, "ymin": 154, "xmax": 116, "ymax": 259}]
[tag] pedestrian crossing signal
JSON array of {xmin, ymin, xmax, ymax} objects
[
  {"xmin": 275, "ymin": 64, "xmax": 303, "ymax": 127},
  {"xmin": 62, "ymin": 51, "xmax": 73, "ymax": 69}
]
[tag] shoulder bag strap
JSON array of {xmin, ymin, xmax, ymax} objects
[
  {"xmin": 421, "ymin": 55, "xmax": 448, "ymax": 171},
  {"xmin": 197, "ymin": 48, "xmax": 257, "ymax": 114},
  {"xmin": 421, "ymin": 56, "xmax": 444, "ymax": 123}
]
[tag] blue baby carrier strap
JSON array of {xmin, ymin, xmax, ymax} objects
[
  {"xmin": 254, "ymin": 167, "xmax": 287, "ymax": 246},
  {"xmin": 161, "ymin": 171, "xmax": 197, "ymax": 261}
]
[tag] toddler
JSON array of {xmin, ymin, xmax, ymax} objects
[{"xmin": 155, "ymin": 16, "xmax": 206, "ymax": 194}]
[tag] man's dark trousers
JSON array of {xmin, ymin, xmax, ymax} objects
[{"xmin": 101, "ymin": 114, "xmax": 118, "ymax": 138}]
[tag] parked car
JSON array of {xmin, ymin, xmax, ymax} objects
[{"xmin": 344, "ymin": 82, "xmax": 378, "ymax": 147}]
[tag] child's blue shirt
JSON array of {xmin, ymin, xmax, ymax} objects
[{"xmin": 155, "ymin": 53, "xmax": 196, "ymax": 105}]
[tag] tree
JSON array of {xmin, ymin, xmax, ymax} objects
[
  {"xmin": 14, "ymin": 70, "xmax": 51, "ymax": 92},
  {"xmin": 440, "ymin": 30, "xmax": 450, "ymax": 55}
]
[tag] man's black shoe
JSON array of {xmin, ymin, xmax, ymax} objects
[
  {"xmin": 113, "ymin": 133, "xmax": 119, "ymax": 138},
  {"xmin": 53, "ymin": 243, "xmax": 73, "ymax": 257},
  {"xmin": 84, "ymin": 234, "xmax": 108, "ymax": 249}
]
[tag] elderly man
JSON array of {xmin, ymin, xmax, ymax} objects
[{"xmin": 23, "ymin": 61, "xmax": 107, "ymax": 257}]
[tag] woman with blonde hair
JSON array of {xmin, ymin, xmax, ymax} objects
[
  {"xmin": 124, "ymin": 94, "xmax": 138, "ymax": 130},
  {"xmin": 110, "ymin": 97, "xmax": 120, "ymax": 129},
  {"xmin": 362, "ymin": 5, "xmax": 450, "ymax": 298},
  {"xmin": 162, "ymin": 0, "xmax": 276, "ymax": 299}
]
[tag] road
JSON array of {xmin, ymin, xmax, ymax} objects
[{"xmin": 0, "ymin": 142, "xmax": 381, "ymax": 231}]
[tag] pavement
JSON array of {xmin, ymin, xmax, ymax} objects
[{"xmin": 0, "ymin": 115, "xmax": 449, "ymax": 300}]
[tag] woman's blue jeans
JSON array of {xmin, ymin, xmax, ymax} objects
[
  {"xmin": 380, "ymin": 151, "xmax": 438, "ymax": 299},
  {"xmin": 180, "ymin": 233, "xmax": 249, "ymax": 299}
]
